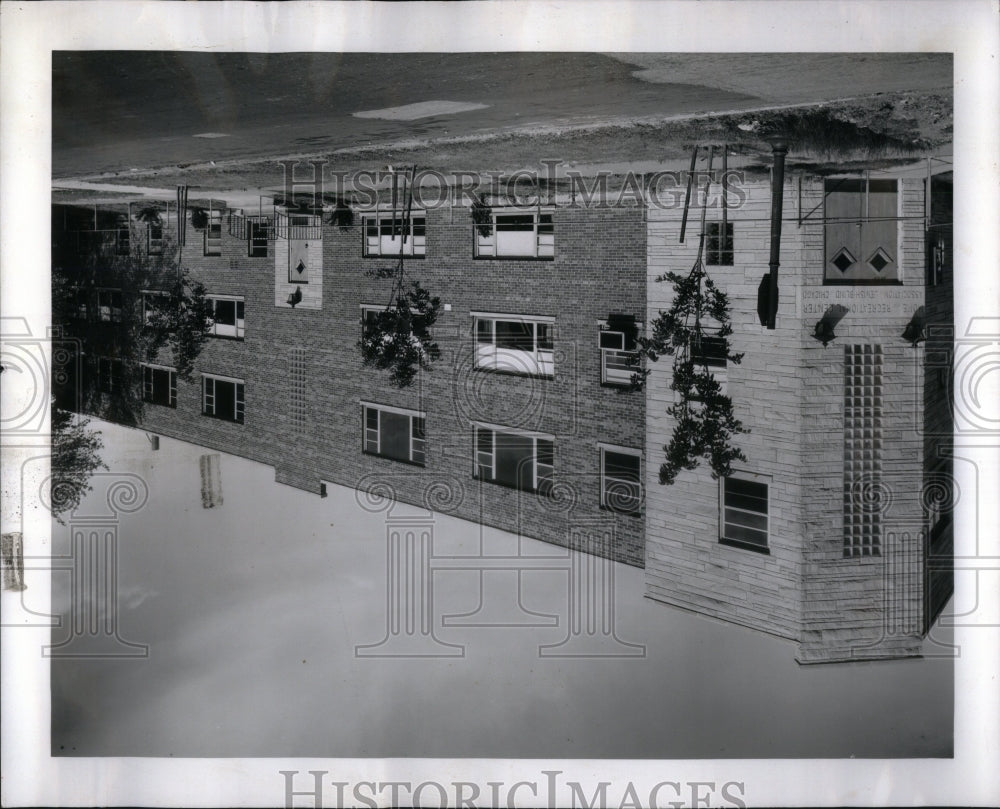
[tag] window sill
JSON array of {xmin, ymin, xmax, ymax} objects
[
  {"xmin": 143, "ymin": 400, "xmax": 177, "ymax": 409},
  {"xmin": 822, "ymin": 279, "xmax": 904, "ymax": 286},
  {"xmin": 599, "ymin": 504, "xmax": 643, "ymax": 518},
  {"xmin": 600, "ymin": 381, "xmax": 637, "ymax": 390},
  {"xmin": 209, "ymin": 334, "xmax": 246, "ymax": 342},
  {"xmin": 362, "ymin": 449, "xmax": 426, "ymax": 468},
  {"xmin": 363, "ymin": 254, "xmax": 425, "ymax": 260},
  {"xmin": 719, "ymin": 536, "xmax": 770, "ymax": 555},
  {"xmin": 201, "ymin": 412, "xmax": 244, "ymax": 425},
  {"xmin": 473, "ymin": 255, "xmax": 555, "ymax": 262},
  {"xmin": 473, "ymin": 366, "xmax": 554, "ymax": 380},
  {"xmin": 473, "ymin": 475, "xmax": 551, "ymax": 497}
]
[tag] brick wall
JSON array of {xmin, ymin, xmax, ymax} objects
[{"xmin": 132, "ymin": 201, "xmax": 648, "ymax": 566}]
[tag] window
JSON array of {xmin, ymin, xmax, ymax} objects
[
  {"xmin": 69, "ymin": 288, "xmax": 88, "ymax": 320},
  {"xmin": 690, "ymin": 333, "xmax": 728, "ymax": 368},
  {"xmin": 248, "ymin": 220, "xmax": 269, "ymax": 258},
  {"xmin": 474, "ymin": 313, "xmax": 554, "ymax": 377},
  {"xmin": 97, "ymin": 357, "xmax": 123, "ymax": 394},
  {"xmin": 474, "ymin": 424, "xmax": 553, "ymax": 495},
  {"xmin": 142, "ymin": 364, "xmax": 177, "ymax": 408},
  {"xmin": 600, "ymin": 445, "xmax": 642, "ymax": 515},
  {"xmin": 599, "ymin": 316, "xmax": 640, "ymax": 385},
  {"xmin": 843, "ymin": 344, "xmax": 883, "ymax": 558},
  {"xmin": 364, "ymin": 213, "xmax": 426, "ymax": 257},
  {"xmin": 475, "ymin": 209, "xmax": 554, "ymax": 258},
  {"xmin": 204, "ymin": 209, "xmax": 223, "ymax": 256},
  {"xmin": 720, "ymin": 473, "xmax": 770, "ymax": 553},
  {"xmin": 824, "ymin": 178, "xmax": 899, "ymax": 283},
  {"xmin": 208, "ymin": 296, "xmax": 245, "ymax": 339},
  {"xmin": 705, "ymin": 222, "xmax": 734, "ymax": 266},
  {"xmin": 147, "ymin": 221, "xmax": 164, "ymax": 255},
  {"xmin": 362, "ymin": 403, "xmax": 426, "ymax": 466},
  {"xmin": 202, "ymin": 374, "xmax": 244, "ymax": 423},
  {"xmin": 97, "ymin": 288, "xmax": 122, "ymax": 322},
  {"xmin": 142, "ymin": 290, "xmax": 171, "ymax": 325}
]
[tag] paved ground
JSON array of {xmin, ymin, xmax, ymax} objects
[{"xmin": 48, "ymin": 422, "xmax": 953, "ymax": 758}]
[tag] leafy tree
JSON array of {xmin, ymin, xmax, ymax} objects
[
  {"xmin": 630, "ymin": 246, "xmax": 748, "ymax": 485},
  {"xmin": 50, "ymin": 403, "xmax": 107, "ymax": 523},
  {"xmin": 358, "ymin": 169, "xmax": 442, "ymax": 388},
  {"xmin": 52, "ymin": 219, "xmax": 213, "ymax": 427}
]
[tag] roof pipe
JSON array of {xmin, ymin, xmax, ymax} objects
[{"xmin": 765, "ymin": 136, "xmax": 789, "ymax": 330}]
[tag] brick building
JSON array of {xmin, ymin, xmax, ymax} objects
[
  {"xmin": 644, "ymin": 168, "xmax": 954, "ymax": 663},
  {"xmin": 51, "ymin": 164, "xmax": 953, "ymax": 662},
  {"xmin": 52, "ymin": 192, "xmax": 648, "ymax": 567}
]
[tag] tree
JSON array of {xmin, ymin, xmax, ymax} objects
[
  {"xmin": 636, "ymin": 258, "xmax": 748, "ymax": 484},
  {"xmin": 627, "ymin": 157, "xmax": 749, "ymax": 485},
  {"xmin": 50, "ymin": 403, "xmax": 107, "ymax": 523},
  {"xmin": 357, "ymin": 168, "xmax": 442, "ymax": 388},
  {"xmin": 52, "ymin": 210, "xmax": 213, "ymax": 427}
]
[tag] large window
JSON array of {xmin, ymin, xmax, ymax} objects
[
  {"xmin": 208, "ymin": 296, "xmax": 245, "ymax": 339},
  {"xmin": 474, "ymin": 424, "xmax": 553, "ymax": 495},
  {"xmin": 599, "ymin": 444, "xmax": 642, "ymax": 515},
  {"xmin": 475, "ymin": 209, "xmax": 554, "ymax": 259},
  {"xmin": 204, "ymin": 209, "xmax": 223, "ymax": 256},
  {"xmin": 364, "ymin": 213, "xmax": 426, "ymax": 257},
  {"xmin": 142, "ymin": 364, "xmax": 177, "ymax": 408},
  {"xmin": 97, "ymin": 288, "xmax": 123, "ymax": 322},
  {"xmin": 202, "ymin": 374, "xmax": 244, "ymax": 423},
  {"xmin": 362, "ymin": 403, "xmax": 426, "ymax": 466},
  {"xmin": 824, "ymin": 178, "xmax": 899, "ymax": 283},
  {"xmin": 719, "ymin": 473, "xmax": 770, "ymax": 553},
  {"xmin": 474, "ymin": 313, "xmax": 554, "ymax": 377}
]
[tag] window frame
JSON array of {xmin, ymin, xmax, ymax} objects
[
  {"xmin": 97, "ymin": 287, "xmax": 123, "ymax": 323},
  {"xmin": 599, "ymin": 443, "xmax": 643, "ymax": 516},
  {"xmin": 361, "ymin": 402, "xmax": 427, "ymax": 466},
  {"xmin": 207, "ymin": 295, "xmax": 246, "ymax": 340},
  {"xmin": 248, "ymin": 219, "xmax": 269, "ymax": 258},
  {"xmin": 141, "ymin": 363, "xmax": 177, "ymax": 408},
  {"xmin": 474, "ymin": 208, "xmax": 555, "ymax": 259},
  {"xmin": 472, "ymin": 422, "xmax": 554, "ymax": 496},
  {"xmin": 472, "ymin": 312, "xmax": 555, "ymax": 378},
  {"xmin": 204, "ymin": 209, "xmax": 223, "ymax": 256},
  {"xmin": 142, "ymin": 289, "xmax": 171, "ymax": 326},
  {"xmin": 598, "ymin": 320, "xmax": 641, "ymax": 387},
  {"xmin": 362, "ymin": 212, "xmax": 427, "ymax": 258},
  {"xmin": 704, "ymin": 221, "xmax": 734, "ymax": 266},
  {"xmin": 201, "ymin": 373, "xmax": 245, "ymax": 424},
  {"xmin": 823, "ymin": 177, "xmax": 901, "ymax": 286},
  {"xmin": 147, "ymin": 220, "xmax": 164, "ymax": 255},
  {"xmin": 97, "ymin": 356, "xmax": 123, "ymax": 395},
  {"xmin": 719, "ymin": 472, "xmax": 771, "ymax": 554}
]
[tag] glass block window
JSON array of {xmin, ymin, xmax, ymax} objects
[
  {"xmin": 289, "ymin": 348, "xmax": 307, "ymax": 436},
  {"xmin": 844, "ymin": 344, "xmax": 883, "ymax": 557}
]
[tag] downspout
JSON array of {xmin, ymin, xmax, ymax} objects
[{"xmin": 766, "ymin": 137, "xmax": 789, "ymax": 330}]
